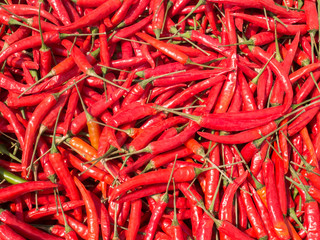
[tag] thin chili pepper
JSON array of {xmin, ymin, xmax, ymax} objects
[
  {"xmin": 304, "ymin": 0, "xmax": 319, "ymax": 63},
  {"xmin": 55, "ymin": 214, "xmax": 88, "ymax": 239},
  {"xmin": 0, "ymin": 31, "xmax": 61, "ymax": 66},
  {"xmin": 219, "ymin": 171, "xmax": 248, "ymax": 240},
  {"xmin": 0, "ymin": 181, "xmax": 56, "ymax": 203},
  {"xmin": 21, "ymin": 84, "xmax": 74, "ymax": 178},
  {"xmin": 24, "ymin": 200, "xmax": 84, "ymax": 222},
  {"xmin": 68, "ymin": 153, "xmax": 113, "ymax": 185},
  {"xmin": 116, "ymin": 183, "xmax": 174, "ymax": 203},
  {"xmin": 62, "ymin": 39, "xmax": 125, "ymax": 91},
  {"xmin": 0, "ymin": 160, "xmax": 22, "ymax": 172},
  {"xmin": 110, "ymin": 162, "xmax": 214, "ymax": 201},
  {"xmin": 300, "ymin": 126, "xmax": 319, "ymax": 168},
  {"xmin": 116, "ymin": 0, "xmax": 150, "ymax": 28},
  {"xmin": 74, "ymin": 82, "xmax": 100, "ymax": 150},
  {"xmin": 125, "ymin": 199, "xmax": 142, "ymax": 240},
  {"xmin": 74, "ymin": 176, "xmax": 99, "ymax": 240},
  {"xmin": 152, "ymin": 0, "xmax": 165, "ymax": 39},
  {"xmin": 239, "ymin": 70, "xmax": 257, "ymax": 111},
  {"xmin": 37, "ymin": 3, "xmax": 52, "ymax": 79},
  {"xmin": 233, "ymin": 13, "xmax": 307, "ymax": 35},
  {"xmin": 271, "ymin": 142, "xmax": 288, "ymax": 216},
  {"xmin": 63, "ymin": 0, "xmax": 80, "ymax": 22},
  {"xmin": 141, "ymin": 44, "xmax": 156, "ymax": 69},
  {"xmin": 38, "ymin": 88, "xmax": 70, "ymax": 137},
  {"xmin": 250, "ymin": 46, "xmax": 293, "ymax": 113},
  {"xmin": 170, "ymin": 179, "xmax": 184, "ymax": 240},
  {"xmin": 0, "ymin": 102, "xmax": 25, "ymax": 148},
  {"xmin": 163, "ymin": 75, "xmax": 226, "ymax": 109},
  {"xmin": 59, "ymin": 0, "xmax": 122, "ymax": 32},
  {"xmin": 1, "ymin": 26, "xmax": 31, "ymax": 51},
  {"xmin": 35, "ymin": 137, "xmax": 56, "ymax": 182},
  {"xmin": 99, "ymin": 24, "xmax": 110, "ymax": 67},
  {"xmin": 0, "ymin": 223, "xmax": 26, "ymax": 240},
  {"xmin": 0, "ymin": 209, "xmax": 62, "ymax": 240},
  {"xmin": 209, "ymin": 0, "xmax": 306, "ymax": 19},
  {"xmin": 136, "ymin": 32, "xmax": 190, "ymax": 64},
  {"xmin": 144, "ymin": 157, "xmax": 176, "ymax": 240},
  {"xmin": 288, "ymin": 166, "xmax": 320, "ymax": 239},
  {"xmin": 263, "ymin": 158, "xmax": 291, "ymax": 239},
  {"xmin": 0, "ymin": 5, "xmax": 58, "ymax": 26},
  {"xmin": 68, "ymin": 136, "xmax": 98, "ymax": 161},
  {"xmin": 47, "ymin": 0, "xmax": 71, "ymax": 25},
  {"xmin": 49, "ymin": 112, "xmax": 82, "ymax": 221},
  {"xmin": 142, "ymin": 146, "xmax": 192, "ymax": 173},
  {"xmin": 71, "ymin": 0, "xmax": 108, "ymax": 7}
]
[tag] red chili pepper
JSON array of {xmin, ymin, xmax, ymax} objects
[
  {"xmin": 1, "ymin": 4, "xmax": 59, "ymax": 25},
  {"xmin": 74, "ymin": 176, "xmax": 99, "ymax": 240},
  {"xmin": 263, "ymin": 158, "xmax": 291, "ymax": 239},
  {"xmin": 24, "ymin": 200, "xmax": 84, "ymax": 222},
  {"xmin": 110, "ymin": 163, "xmax": 212, "ymax": 201},
  {"xmin": 136, "ymin": 32, "xmax": 190, "ymax": 64},
  {"xmin": 0, "ymin": 181, "xmax": 56, "ymax": 203},
  {"xmin": 0, "ymin": 224, "xmax": 26, "ymax": 240},
  {"xmin": 0, "ymin": 209, "xmax": 62, "ymax": 240},
  {"xmin": 0, "ymin": 102, "xmax": 25, "ymax": 148},
  {"xmin": 0, "ymin": 31, "xmax": 61, "ymax": 65},
  {"xmin": 70, "ymin": 71, "xmax": 135, "ymax": 135},
  {"xmin": 208, "ymin": 0, "xmax": 306, "ymax": 19},
  {"xmin": 55, "ymin": 213, "xmax": 88, "ymax": 239},
  {"xmin": 219, "ymin": 171, "xmax": 248, "ymax": 239},
  {"xmin": 59, "ymin": 0, "xmax": 122, "ymax": 32},
  {"xmin": 47, "ymin": 0, "xmax": 71, "ymax": 25},
  {"xmin": 116, "ymin": 184, "xmax": 174, "ymax": 203}
]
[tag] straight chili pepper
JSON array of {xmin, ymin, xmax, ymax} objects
[{"xmin": 263, "ymin": 158, "xmax": 291, "ymax": 239}]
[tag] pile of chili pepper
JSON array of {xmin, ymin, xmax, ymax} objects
[{"xmin": 1, "ymin": 0, "xmax": 320, "ymax": 239}]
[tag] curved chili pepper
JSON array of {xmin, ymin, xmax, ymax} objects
[
  {"xmin": 232, "ymin": 13, "xmax": 307, "ymax": 35},
  {"xmin": 0, "ymin": 4, "xmax": 59, "ymax": 25},
  {"xmin": 0, "ymin": 224, "xmax": 26, "ymax": 240},
  {"xmin": 59, "ymin": 0, "xmax": 122, "ymax": 32},
  {"xmin": 0, "ymin": 31, "xmax": 60, "ymax": 65},
  {"xmin": 74, "ymin": 176, "xmax": 99, "ymax": 240},
  {"xmin": 55, "ymin": 213, "xmax": 88, "ymax": 239},
  {"xmin": 0, "ymin": 102, "xmax": 25, "ymax": 148},
  {"xmin": 0, "ymin": 209, "xmax": 62, "ymax": 240},
  {"xmin": 219, "ymin": 171, "xmax": 248, "ymax": 240},
  {"xmin": 110, "ymin": 164, "xmax": 210, "ymax": 201}
]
